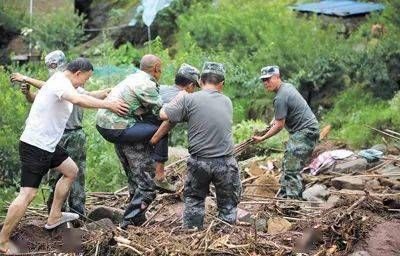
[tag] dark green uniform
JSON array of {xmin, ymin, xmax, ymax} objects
[{"xmin": 273, "ymin": 83, "xmax": 319, "ymax": 199}]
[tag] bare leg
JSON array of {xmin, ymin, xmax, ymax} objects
[
  {"xmin": 154, "ymin": 162, "xmax": 165, "ymax": 181},
  {"xmin": 47, "ymin": 157, "xmax": 78, "ymax": 225},
  {"xmin": 0, "ymin": 187, "xmax": 37, "ymax": 252}
]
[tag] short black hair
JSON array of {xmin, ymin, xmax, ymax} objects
[
  {"xmin": 175, "ymin": 74, "xmax": 198, "ymax": 87},
  {"xmin": 200, "ymin": 73, "xmax": 224, "ymax": 85},
  {"xmin": 66, "ymin": 58, "xmax": 93, "ymax": 73}
]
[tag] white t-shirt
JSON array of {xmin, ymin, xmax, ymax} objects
[{"xmin": 20, "ymin": 72, "xmax": 78, "ymax": 152}]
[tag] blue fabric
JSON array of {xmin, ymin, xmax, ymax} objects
[
  {"xmin": 358, "ymin": 149, "xmax": 383, "ymax": 163},
  {"xmin": 96, "ymin": 123, "xmax": 168, "ymax": 163}
]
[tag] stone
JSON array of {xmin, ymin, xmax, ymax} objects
[
  {"xmin": 86, "ymin": 218, "xmax": 115, "ymax": 231},
  {"xmin": 244, "ymin": 173, "xmax": 280, "ymax": 198},
  {"xmin": 87, "ymin": 206, "xmax": 124, "ymax": 224},
  {"xmin": 267, "ymin": 217, "xmax": 292, "ymax": 234},
  {"xmin": 350, "ymin": 251, "xmax": 370, "ymax": 256},
  {"xmin": 323, "ymin": 195, "xmax": 341, "ymax": 209},
  {"xmin": 237, "ymin": 208, "xmax": 252, "ymax": 223},
  {"xmin": 365, "ymin": 179, "xmax": 381, "ymax": 190},
  {"xmin": 254, "ymin": 218, "xmax": 267, "ymax": 232},
  {"xmin": 302, "ymin": 184, "xmax": 330, "ymax": 203},
  {"xmin": 334, "ymin": 158, "xmax": 368, "ymax": 173},
  {"xmin": 331, "ymin": 176, "xmax": 365, "ymax": 190},
  {"xmin": 379, "ymin": 163, "xmax": 400, "ymax": 175},
  {"xmin": 371, "ymin": 144, "xmax": 387, "ymax": 154}
]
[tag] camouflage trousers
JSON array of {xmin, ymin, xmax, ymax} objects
[
  {"xmin": 114, "ymin": 142, "xmax": 156, "ymax": 227},
  {"xmin": 183, "ymin": 156, "xmax": 241, "ymax": 230},
  {"xmin": 279, "ymin": 127, "xmax": 319, "ymax": 199},
  {"xmin": 47, "ymin": 129, "xmax": 87, "ymax": 216}
]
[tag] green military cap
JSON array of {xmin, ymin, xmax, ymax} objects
[
  {"xmin": 201, "ymin": 62, "xmax": 225, "ymax": 77},
  {"xmin": 177, "ymin": 63, "xmax": 200, "ymax": 85}
]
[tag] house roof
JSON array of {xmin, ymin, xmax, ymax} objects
[{"xmin": 291, "ymin": 1, "xmax": 385, "ymax": 17}]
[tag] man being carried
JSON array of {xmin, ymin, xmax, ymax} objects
[
  {"xmin": 252, "ymin": 66, "xmax": 319, "ymax": 199},
  {"xmin": 96, "ymin": 54, "xmax": 165, "ymax": 228},
  {"xmin": 11, "ymin": 50, "xmax": 110, "ymax": 216},
  {"xmin": 0, "ymin": 58, "xmax": 128, "ymax": 254},
  {"xmin": 155, "ymin": 62, "xmax": 241, "ymax": 230}
]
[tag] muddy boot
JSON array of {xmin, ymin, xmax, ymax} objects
[
  {"xmin": 154, "ymin": 178, "xmax": 176, "ymax": 193},
  {"xmin": 120, "ymin": 193, "xmax": 148, "ymax": 229}
]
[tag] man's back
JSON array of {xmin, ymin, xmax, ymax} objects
[
  {"xmin": 96, "ymin": 71, "xmax": 162, "ymax": 129},
  {"xmin": 274, "ymin": 83, "xmax": 318, "ymax": 133},
  {"xmin": 165, "ymin": 88, "xmax": 234, "ymax": 158}
]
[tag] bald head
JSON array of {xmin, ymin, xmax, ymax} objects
[{"xmin": 140, "ymin": 54, "xmax": 162, "ymax": 81}]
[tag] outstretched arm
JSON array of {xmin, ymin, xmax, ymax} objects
[
  {"xmin": 86, "ymin": 88, "xmax": 111, "ymax": 99},
  {"xmin": 61, "ymin": 91, "xmax": 129, "ymax": 116},
  {"xmin": 11, "ymin": 73, "xmax": 45, "ymax": 89},
  {"xmin": 252, "ymin": 119, "xmax": 285, "ymax": 143}
]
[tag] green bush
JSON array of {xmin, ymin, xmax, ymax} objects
[
  {"xmin": 0, "ymin": 67, "xmax": 29, "ymax": 186},
  {"xmin": 323, "ymin": 86, "xmax": 400, "ymax": 148}
]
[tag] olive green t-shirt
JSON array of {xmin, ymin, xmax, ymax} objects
[{"xmin": 274, "ymin": 83, "xmax": 318, "ymax": 133}]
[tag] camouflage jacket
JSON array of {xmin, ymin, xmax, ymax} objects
[{"xmin": 96, "ymin": 71, "xmax": 163, "ymax": 129}]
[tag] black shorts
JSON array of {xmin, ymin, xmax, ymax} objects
[{"xmin": 19, "ymin": 141, "xmax": 69, "ymax": 188}]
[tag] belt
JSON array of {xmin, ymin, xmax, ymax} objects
[
  {"xmin": 190, "ymin": 155, "xmax": 233, "ymax": 162},
  {"xmin": 64, "ymin": 127, "xmax": 83, "ymax": 132}
]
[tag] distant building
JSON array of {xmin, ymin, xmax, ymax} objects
[{"xmin": 291, "ymin": 1, "xmax": 385, "ymax": 35}]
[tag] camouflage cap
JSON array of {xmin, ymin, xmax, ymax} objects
[
  {"xmin": 45, "ymin": 50, "xmax": 66, "ymax": 70},
  {"xmin": 201, "ymin": 62, "xmax": 225, "ymax": 77},
  {"xmin": 260, "ymin": 65, "xmax": 279, "ymax": 79},
  {"xmin": 177, "ymin": 63, "xmax": 200, "ymax": 85}
]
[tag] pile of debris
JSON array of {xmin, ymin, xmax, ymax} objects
[{"xmin": 4, "ymin": 128, "xmax": 400, "ymax": 255}]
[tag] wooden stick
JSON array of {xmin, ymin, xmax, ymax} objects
[
  {"xmin": 117, "ymin": 243, "xmax": 143, "ymax": 255},
  {"xmin": 143, "ymin": 204, "xmax": 166, "ymax": 227},
  {"xmin": 365, "ymin": 125, "xmax": 400, "ymax": 141},
  {"xmin": 350, "ymin": 172, "xmax": 400, "ymax": 178},
  {"xmin": 385, "ymin": 129, "xmax": 400, "ymax": 137}
]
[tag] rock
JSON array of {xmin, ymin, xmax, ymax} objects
[
  {"xmin": 302, "ymin": 184, "xmax": 330, "ymax": 203},
  {"xmin": 267, "ymin": 217, "xmax": 292, "ymax": 234},
  {"xmin": 237, "ymin": 208, "xmax": 252, "ymax": 223},
  {"xmin": 254, "ymin": 218, "xmax": 267, "ymax": 232},
  {"xmin": 371, "ymin": 144, "xmax": 387, "ymax": 154},
  {"xmin": 86, "ymin": 218, "xmax": 115, "ymax": 231},
  {"xmin": 87, "ymin": 206, "xmax": 124, "ymax": 224},
  {"xmin": 365, "ymin": 179, "xmax": 381, "ymax": 190},
  {"xmin": 350, "ymin": 251, "xmax": 370, "ymax": 256},
  {"xmin": 334, "ymin": 158, "xmax": 368, "ymax": 173},
  {"xmin": 331, "ymin": 176, "xmax": 365, "ymax": 190},
  {"xmin": 244, "ymin": 173, "xmax": 280, "ymax": 198},
  {"xmin": 323, "ymin": 195, "xmax": 341, "ymax": 209},
  {"xmin": 379, "ymin": 164, "xmax": 400, "ymax": 176}
]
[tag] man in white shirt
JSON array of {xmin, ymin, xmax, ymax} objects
[{"xmin": 0, "ymin": 58, "xmax": 129, "ymax": 254}]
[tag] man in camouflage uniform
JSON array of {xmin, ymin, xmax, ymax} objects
[
  {"xmin": 158, "ymin": 62, "xmax": 241, "ymax": 230},
  {"xmin": 12, "ymin": 50, "xmax": 110, "ymax": 216},
  {"xmin": 252, "ymin": 66, "xmax": 319, "ymax": 199},
  {"xmin": 96, "ymin": 54, "xmax": 163, "ymax": 228}
]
